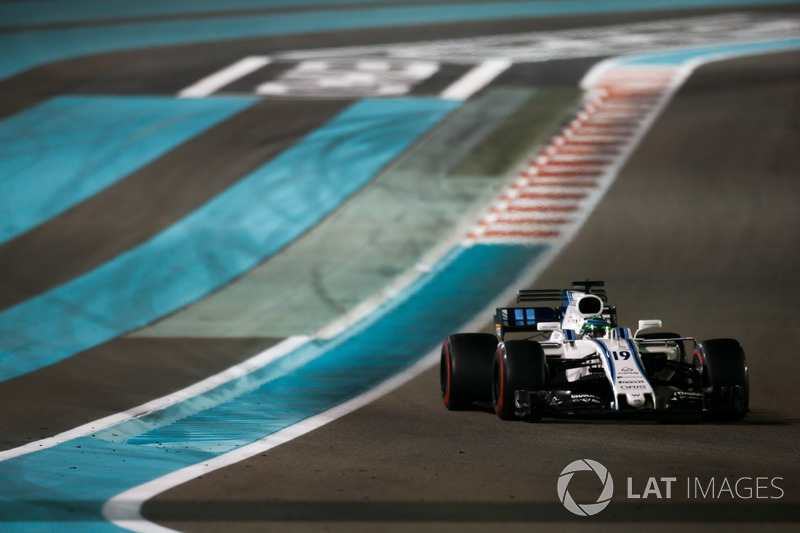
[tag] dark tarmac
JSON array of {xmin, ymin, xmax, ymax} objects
[{"xmin": 146, "ymin": 50, "xmax": 800, "ymax": 532}]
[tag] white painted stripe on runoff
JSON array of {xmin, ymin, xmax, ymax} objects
[
  {"xmin": 176, "ymin": 14, "xmax": 798, "ymax": 99},
  {"xmin": 102, "ymin": 347, "xmax": 442, "ymax": 533},
  {"xmin": 548, "ymin": 153, "xmax": 616, "ymax": 163},
  {"xmin": 179, "ymin": 56, "xmax": 271, "ymax": 98},
  {"xmin": 98, "ymin": 156, "xmax": 508, "ymax": 531},
  {"xmin": 278, "ymin": 13, "xmax": 800, "ymax": 65},
  {"xmin": 440, "ymin": 58, "xmax": 511, "ymax": 100},
  {"xmin": 507, "ymin": 185, "xmax": 595, "ymax": 195},
  {"xmin": 255, "ymin": 59, "xmax": 439, "ymax": 98},
  {"xmin": 0, "ymin": 336, "xmax": 309, "ymax": 462}
]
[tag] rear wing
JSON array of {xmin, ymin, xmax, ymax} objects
[
  {"xmin": 517, "ymin": 280, "xmax": 608, "ymax": 305},
  {"xmin": 497, "ymin": 281, "xmax": 615, "ymax": 339}
]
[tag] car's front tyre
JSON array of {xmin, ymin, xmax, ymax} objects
[
  {"xmin": 694, "ymin": 338, "xmax": 749, "ymax": 420},
  {"xmin": 492, "ymin": 340, "xmax": 546, "ymax": 420}
]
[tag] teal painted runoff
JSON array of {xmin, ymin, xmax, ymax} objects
[
  {"xmin": 620, "ymin": 37, "xmax": 800, "ymax": 65},
  {"xmin": 0, "ymin": 98, "xmax": 461, "ymax": 383},
  {"xmin": 0, "ymin": 243, "xmax": 544, "ymax": 531},
  {"xmin": 0, "ymin": 0, "xmax": 407, "ymax": 28},
  {"xmin": 1, "ymin": 0, "xmax": 796, "ymax": 80},
  {"xmin": 0, "ymin": 95, "xmax": 255, "ymax": 244}
]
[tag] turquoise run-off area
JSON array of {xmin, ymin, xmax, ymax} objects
[
  {"xmin": 0, "ymin": 243, "xmax": 542, "ymax": 532},
  {"xmin": 0, "ymin": 0, "xmax": 413, "ymax": 27},
  {"xmin": 0, "ymin": 95, "xmax": 256, "ymax": 244},
  {"xmin": 2, "ymin": 0, "xmax": 796, "ymax": 80},
  {"xmin": 134, "ymin": 87, "xmax": 569, "ymax": 338},
  {"xmin": 0, "ymin": 97, "xmax": 460, "ymax": 383},
  {"xmin": 620, "ymin": 37, "xmax": 800, "ymax": 64}
]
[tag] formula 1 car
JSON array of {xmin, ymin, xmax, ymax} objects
[{"xmin": 440, "ymin": 281, "xmax": 748, "ymax": 420}]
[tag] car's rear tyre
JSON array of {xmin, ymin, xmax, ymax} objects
[
  {"xmin": 694, "ymin": 338, "xmax": 749, "ymax": 420},
  {"xmin": 492, "ymin": 340, "xmax": 546, "ymax": 420},
  {"xmin": 441, "ymin": 333, "xmax": 497, "ymax": 410}
]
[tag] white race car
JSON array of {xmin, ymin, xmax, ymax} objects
[{"xmin": 440, "ymin": 281, "xmax": 749, "ymax": 420}]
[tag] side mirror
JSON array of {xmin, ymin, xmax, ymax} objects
[{"xmin": 634, "ymin": 319, "xmax": 662, "ymax": 338}]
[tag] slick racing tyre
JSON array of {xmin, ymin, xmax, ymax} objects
[
  {"xmin": 441, "ymin": 333, "xmax": 497, "ymax": 410},
  {"xmin": 694, "ymin": 338, "xmax": 749, "ymax": 420},
  {"xmin": 492, "ymin": 340, "xmax": 546, "ymax": 420}
]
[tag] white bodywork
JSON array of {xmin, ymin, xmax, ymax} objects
[{"xmin": 541, "ymin": 290, "xmax": 657, "ymax": 410}]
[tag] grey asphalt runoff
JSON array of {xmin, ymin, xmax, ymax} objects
[{"xmin": 144, "ymin": 51, "xmax": 800, "ymax": 532}]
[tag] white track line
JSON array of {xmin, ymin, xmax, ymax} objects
[
  {"xmin": 102, "ymin": 349, "xmax": 442, "ymax": 533},
  {"xmin": 0, "ymin": 336, "xmax": 309, "ymax": 462},
  {"xmin": 440, "ymin": 58, "xmax": 512, "ymax": 100},
  {"xmin": 179, "ymin": 56, "xmax": 271, "ymax": 98}
]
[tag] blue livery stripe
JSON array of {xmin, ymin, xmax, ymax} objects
[
  {"xmin": 615, "ymin": 327, "xmax": 630, "ymax": 339},
  {"xmin": 626, "ymin": 338, "xmax": 652, "ymax": 386},
  {"xmin": 594, "ymin": 340, "xmax": 616, "ymax": 384}
]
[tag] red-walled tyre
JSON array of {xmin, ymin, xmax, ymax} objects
[
  {"xmin": 440, "ymin": 333, "xmax": 497, "ymax": 410},
  {"xmin": 492, "ymin": 340, "xmax": 546, "ymax": 420}
]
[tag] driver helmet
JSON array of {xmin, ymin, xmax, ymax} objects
[{"xmin": 582, "ymin": 315, "xmax": 611, "ymax": 338}]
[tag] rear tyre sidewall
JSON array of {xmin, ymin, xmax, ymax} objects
[{"xmin": 441, "ymin": 333, "xmax": 497, "ymax": 410}]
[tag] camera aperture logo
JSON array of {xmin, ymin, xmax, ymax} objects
[
  {"xmin": 557, "ymin": 459, "xmax": 614, "ymax": 516},
  {"xmin": 557, "ymin": 459, "xmax": 786, "ymax": 517}
]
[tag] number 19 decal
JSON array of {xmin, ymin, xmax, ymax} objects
[{"xmin": 611, "ymin": 350, "xmax": 631, "ymax": 360}]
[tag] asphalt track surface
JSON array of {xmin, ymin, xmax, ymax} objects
[
  {"xmin": 6, "ymin": 0, "xmax": 766, "ymax": 452},
  {"xmin": 140, "ymin": 51, "xmax": 800, "ymax": 532},
  {"xmin": 1, "ymin": 2, "xmax": 799, "ymax": 532}
]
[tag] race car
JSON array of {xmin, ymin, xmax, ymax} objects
[{"xmin": 440, "ymin": 281, "xmax": 748, "ymax": 420}]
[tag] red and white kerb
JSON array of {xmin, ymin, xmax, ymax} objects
[{"xmin": 467, "ymin": 64, "xmax": 686, "ymax": 245}]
